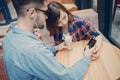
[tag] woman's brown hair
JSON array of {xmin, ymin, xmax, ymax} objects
[{"xmin": 46, "ymin": 1, "xmax": 74, "ymax": 36}]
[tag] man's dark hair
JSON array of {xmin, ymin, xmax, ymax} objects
[{"xmin": 11, "ymin": 0, "xmax": 45, "ymax": 17}]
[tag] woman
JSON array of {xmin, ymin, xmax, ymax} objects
[{"xmin": 46, "ymin": 1, "xmax": 102, "ymax": 54}]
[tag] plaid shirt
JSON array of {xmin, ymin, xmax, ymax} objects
[{"xmin": 53, "ymin": 16, "xmax": 99, "ymax": 43}]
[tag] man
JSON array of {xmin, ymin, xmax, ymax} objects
[{"xmin": 2, "ymin": 0, "xmax": 98, "ymax": 80}]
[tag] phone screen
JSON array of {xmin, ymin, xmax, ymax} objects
[{"xmin": 87, "ymin": 38, "xmax": 96, "ymax": 49}]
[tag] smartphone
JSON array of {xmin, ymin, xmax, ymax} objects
[{"xmin": 87, "ymin": 38, "xmax": 96, "ymax": 49}]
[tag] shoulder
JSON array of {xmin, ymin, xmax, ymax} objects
[{"xmin": 71, "ymin": 15, "xmax": 86, "ymax": 25}]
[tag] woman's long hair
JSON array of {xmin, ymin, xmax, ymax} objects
[{"xmin": 46, "ymin": 1, "xmax": 74, "ymax": 36}]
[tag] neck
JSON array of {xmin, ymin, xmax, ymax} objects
[{"xmin": 17, "ymin": 17, "xmax": 34, "ymax": 32}]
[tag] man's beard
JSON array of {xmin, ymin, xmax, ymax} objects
[
  {"xmin": 34, "ymin": 23, "xmax": 44, "ymax": 29},
  {"xmin": 34, "ymin": 14, "xmax": 45, "ymax": 29}
]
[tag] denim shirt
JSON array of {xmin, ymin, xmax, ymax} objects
[{"xmin": 2, "ymin": 24, "xmax": 91, "ymax": 80}]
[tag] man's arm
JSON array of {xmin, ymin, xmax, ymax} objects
[
  {"xmin": 18, "ymin": 44, "xmax": 91, "ymax": 80},
  {"xmin": 47, "ymin": 45, "xmax": 57, "ymax": 56}
]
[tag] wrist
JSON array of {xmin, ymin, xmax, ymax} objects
[
  {"xmin": 84, "ymin": 53, "xmax": 90, "ymax": 57},
  {"xmin": 83, "ymin": 56, "xmax": 91, "ymax": 63}
]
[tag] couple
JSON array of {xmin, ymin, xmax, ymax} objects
[{"xmin": 2, "ymin": 0, "xmax": 102, "ymax": 80}]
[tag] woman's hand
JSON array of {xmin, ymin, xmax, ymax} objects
[{"xmin": 55, "ymin": 42, "xmax": 68, "ymax": 51}]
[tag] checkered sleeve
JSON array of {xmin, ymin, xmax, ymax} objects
[
  {"xmin": 69, "ymin": 17, "xmax": 99, "ymax": 41},
  {"xmin": 82, "ymin": 19, "xmax": 99, "ymax": 39}
]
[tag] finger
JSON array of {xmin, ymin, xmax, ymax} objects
[
  {"xmin": 63, "ymin": 46, "xmax": 68, "ymax": 49},
  {"xmin": 55, "ymin": 41, "xmax": 60, "ymax": 45},
  {"xmin": 91, "ymin": 57, "xmax": 97, "ymax": 61},
  {"xmin": 93, "ymin": 50, "xmax": 97, "ymax": 54},
  {"xmin": 91, "ymin": 53, "xmax": 99, "ymax": 59},
  {"xmin": 90, "ymin": 46, "xmax": 96, "ymax": 51},
  {"xmin": 93, "ymin": 51, "xmax": 97, "ymax": 55},
  {"xmin": 95, "ymin": 52, "xmax": 100, "ymax": 57},
  {"xmin": 91, "ymin": 54, "xmax": 97, "ymax": 60},
  {"xmin": 93, "ymin": 47, "xmax": 98, "ymax": 53},
  {"xmin": 61, "ymin": 42, "xmax": 66, "ymax": 46},
  {"xmin": 85, "ymin": 46, "xmax": 89, "ymax": 50},
  {"xmin": 91, "ymin": 55, "xmax": 97, "ymax": 58},
  {"xmin": 61, "ymin": 42, "xmax": 65, "ymax": 44}
]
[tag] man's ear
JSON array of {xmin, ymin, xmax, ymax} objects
[
  {"xmin": 31, "ymin": 13, "xmax": 35, "ymax": 18},
  {"xmin": 27, "ymin": 8, "xmax": 35, "ymax": 18}
]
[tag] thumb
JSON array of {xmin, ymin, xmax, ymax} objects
[
  {"xmin": 89, "ymin": 46, "xmax": 96, "ymax": 51},
  {"xmin": 84, "ymin": 46, "xmax": 89, "ymax": 53},
  {"xmin": 85, "ymin": 46, "xmax": 89, "ymax": 50}
]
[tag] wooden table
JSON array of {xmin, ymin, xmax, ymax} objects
[{"xmin": 56, "ymin": 40, "xmax": 120, "ymax": 80}]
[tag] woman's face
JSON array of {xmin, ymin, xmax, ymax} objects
[{"xmin": 58, "ymin": 10, "xmax": 68, "ymax": 27}]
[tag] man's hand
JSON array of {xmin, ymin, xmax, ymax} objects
[{"xmin": 84, "ymin": 46, "xmax": 99, "ymax": 61}]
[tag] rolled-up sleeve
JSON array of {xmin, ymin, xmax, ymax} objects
[
  {"xmin": 84, "ymin": 20, "xmax": 99, "ymax": 37},
  {"xmin": 16, "ymin": 44, "xmax": 91, "ymax": 80},
  {"xmin": 77, "ymin": 19, "xmax": 100, "ymax": 39}
]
